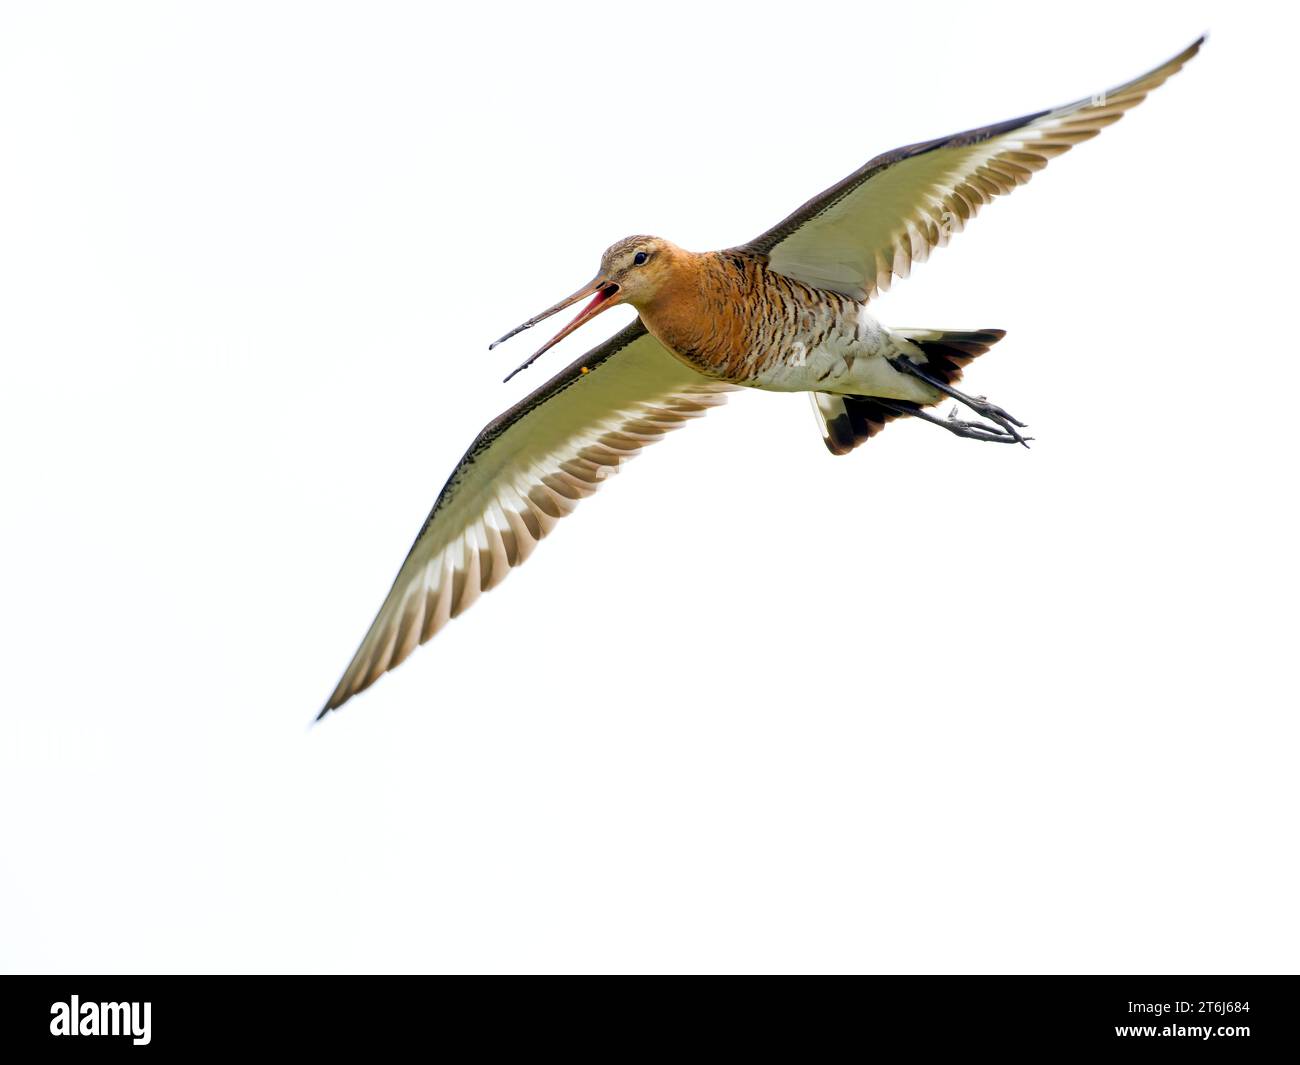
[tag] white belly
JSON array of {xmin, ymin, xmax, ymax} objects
[{"xmin": 746, "ymin": 306, "xmax": 940, "ymax": 403}]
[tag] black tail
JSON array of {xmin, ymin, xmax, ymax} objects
[
  {"xmin": 811, "ymin": 328, "xmax": 1006, "ymax": 456},
  {"xmin": 894, "ymin": 327, "xmax": 1006, "ymax": 388}
]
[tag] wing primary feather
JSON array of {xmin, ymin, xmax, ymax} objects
[
  {"xmin": 744, "ymin": 37, "xmax": 1203, "ymax": 299},
  {"xmin": 317, "ymin": 323, "xmax": 733, "ymax": 718}
]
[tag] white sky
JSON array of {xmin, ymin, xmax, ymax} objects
[{"xmin": 3, "ymin": 1, "xmax": 1295, "ymax": 974}]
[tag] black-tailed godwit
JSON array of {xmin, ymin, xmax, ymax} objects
[{"xmin": 320, "ymin": 38, "xmax": 1202, "ymax": 716}]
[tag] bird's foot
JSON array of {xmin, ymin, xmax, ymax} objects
[
  {"xmin": 887, "ymin": 356, "xmax": 1030, "ymax": 447},
  {"xmin": 941, "ymin": 406, "xmax": 1033, "ymax": 445},
  {"xmin": 873, "ymin": 400, "xmax": 1032, "ymax": 446}
]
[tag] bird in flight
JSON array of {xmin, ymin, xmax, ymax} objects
[{"xmin": 319, "ymin": 38, "xmax": 1203, "ymax": 717}]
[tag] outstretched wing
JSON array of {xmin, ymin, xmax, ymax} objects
[
  {"xmin": 321, "ymin": 322, "xmax": 733, "ymax": 716},
  {"xmin": 742, "ymin": 37, "xmax": 1203, "ymax": 300}
]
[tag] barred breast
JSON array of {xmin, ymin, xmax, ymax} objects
[{"xmin": 637, "ymin": 251, "xmax": 933, "ymax": 402}]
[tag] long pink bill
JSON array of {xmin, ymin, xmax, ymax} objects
[{"xmin": 491, "ymin": 279, "xmax": 620, "ymax": 383}]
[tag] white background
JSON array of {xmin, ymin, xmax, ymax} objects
[{"xmin": 2, "ymin": 1, "xmax": 1295, "ymax": 974}]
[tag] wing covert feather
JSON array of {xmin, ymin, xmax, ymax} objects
[
  {"xmin": 744, "ymin": 38, "xmax": 1203, "ymax": 299},
  {"xmin": 321, "ymin": 322, "xmax": 731, "ymax": 715}
]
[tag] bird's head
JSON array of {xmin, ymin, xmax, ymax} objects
[
  {"xmin": 491, "ymin": 235, "xmax": 685, "ymax": 381},
  {"xmin": 594, "ymin": 235, "xmax": 682, "ymax": 306}
]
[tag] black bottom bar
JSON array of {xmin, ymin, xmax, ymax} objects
[{"xmin": 1, "ymin": 975, "xmax": 1290, "ymax": 1053}]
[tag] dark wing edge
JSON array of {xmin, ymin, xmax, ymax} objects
[
  {"xmin": 740, "ymin": 36, "xmax": 1205, "ymax": 299},
  {"xmin": 317, "ymin": 321, "xmax": 732, "ymax": 718}
]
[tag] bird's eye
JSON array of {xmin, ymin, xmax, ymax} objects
[{"xmin": 633, "ymin": 251, "xmax": 648, "ymax": 266}]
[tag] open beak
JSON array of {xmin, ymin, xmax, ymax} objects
[{"xmin": 490, "ymin": 276, "xmax": 621, "ymax": 382}]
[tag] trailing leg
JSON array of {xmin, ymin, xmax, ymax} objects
[
  {"xmin": 887, "ymin": 353, "xmax": 1029, "ymax": 446},
  {"xmin": 872, "ymin": 399, "xmax": 1030, "ymax": 445}
]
